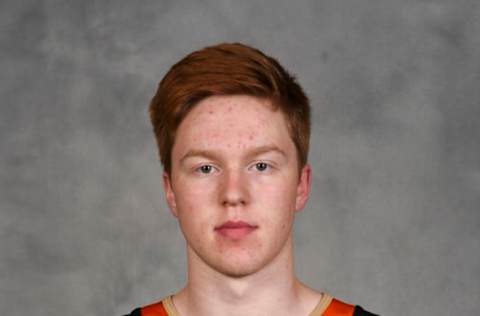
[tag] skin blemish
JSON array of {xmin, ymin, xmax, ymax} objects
[{"xmin": 239, "ymin": 143, "xmax": 247, "ymax": 149}]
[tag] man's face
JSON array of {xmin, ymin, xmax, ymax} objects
[{"xmin": 163, "ymin": 95, "xmax": 311, "ymax": 278}]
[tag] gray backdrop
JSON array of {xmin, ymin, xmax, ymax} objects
[{"xmin": 1, "ymin": 0, "xmax": 479, "ymax": 315}]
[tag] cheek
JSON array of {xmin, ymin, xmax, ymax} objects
[
  {"xmin": 173, "ymin": 179, "xmax": 217, "ymax": 228},
  {"xmin": 251, "ymin": 178, "xmax": 298, "ymax": 235},
  {"xmin": 175, "ymin": 178, "xmax": 216, "ymax": 207},
  {"xmin": 252, "ymin": 175, "xmax": 298, "ymax": 208}
]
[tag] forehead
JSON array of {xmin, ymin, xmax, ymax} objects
[
  {"xmin": 185, "ymin": 95, "xmax": 274, "ymax": 123},
  {"xmin": 172, "ymin": 95, "xmax": 294, "ymax": 157}
]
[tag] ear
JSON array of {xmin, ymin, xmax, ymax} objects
[
  {"xmin": 163, "ymin": 171, "xmax": 178, "ymax": 218},
  {"xmin": 295, "ymin": 163, "xmax": 312, "ymax": 212}
]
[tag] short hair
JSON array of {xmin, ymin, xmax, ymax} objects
[{"xmin": 149, "ymin": 42, "xmax": 311, "ymax": 175}]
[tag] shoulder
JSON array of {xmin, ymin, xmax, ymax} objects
[
  {"xmin": 324, "ymin": 296, "xmax": 378, "ymax": 316},
  {"xmin": 122, "ymin": 307, "xmax": 141, "ymax": 316},
  {"xmin": 353, "ymin": 305, "xmax": 379, "ymax": 316},
  {"xmin": 123, "ymin": 299, "xmax": 169, "ymax": 316}
]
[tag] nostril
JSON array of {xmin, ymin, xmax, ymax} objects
[{"xmin": 222, "ymin": 198, "xmax": 246, "ymax": 206}]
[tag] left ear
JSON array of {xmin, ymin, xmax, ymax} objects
[{"xmin": 295, "ymin": 163, "xmax": 312, "ymax": 212}]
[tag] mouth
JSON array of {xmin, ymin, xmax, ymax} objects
[{"xmin": 214, "ymin": 220, "xmax": 258, "ymax": 239}]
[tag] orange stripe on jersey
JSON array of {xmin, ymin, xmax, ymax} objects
[
  {"xmin": 323, "ymin": 298, "xmax": 355, "ymax": 316},
  {"xmin": 141, "ymin": 301, "xmax": 169, "ymax": 316}
]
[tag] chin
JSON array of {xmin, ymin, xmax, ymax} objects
[
  {"xmin": 207, "ymin": 250, "xmax": 277, "ymax": 279},
  {"xmin": 212, "ymin": 261, "xmax": 263, "ymax": 279},
  {"xmin": 188, "ymin": 236, "xmax": 287, "ymax": 279}
]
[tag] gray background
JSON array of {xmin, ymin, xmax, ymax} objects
[{"xmin": 1, "ymin": 0, "xmax": 479, "ymax": 315}]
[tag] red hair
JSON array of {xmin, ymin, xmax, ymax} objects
[{"xmin": 149, "ymin": 42, "xmax": 310, "ymax": 175}]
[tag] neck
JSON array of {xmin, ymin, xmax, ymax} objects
[{"xmin": 173, "ymin": 235, "xmax": 321, "ymax": 316}]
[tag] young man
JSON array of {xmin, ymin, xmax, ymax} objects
[{"xmin": 125, "ymin": 43, "xmax": 376, "ymax": 316}]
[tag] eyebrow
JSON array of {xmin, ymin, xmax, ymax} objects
[{"xmin": 180, "ymin": 145, "xmax": 288, "ymax": 164}]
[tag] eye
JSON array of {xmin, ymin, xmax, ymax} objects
[
  {"xmin": 196, "ymin": 164, "xmax": 215, "ymax": 174},
  {"xmin": 254, "ymin": 162, "xmax": 270, "ymax": 172}
]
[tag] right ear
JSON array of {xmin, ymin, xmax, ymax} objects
[{"xmin": 163, "ymin": 171, "xmax": 178, "ymax": 218}]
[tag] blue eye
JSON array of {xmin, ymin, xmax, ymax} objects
[{"xmin": 255, "ymin": 162, "xmax": 269, "ymax": 171}]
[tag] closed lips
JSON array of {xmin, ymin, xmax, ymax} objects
[{"xmin": 215, "ymin": 221, "xmax": 258, "ymax": 229}]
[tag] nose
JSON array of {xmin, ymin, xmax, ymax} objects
[{"xmin": 219, "ymin": 168, "xmax": 249, "ymax": 207}]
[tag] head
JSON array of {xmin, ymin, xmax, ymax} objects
[
  {"xmin": 149, "ymin": 42, "xmax": 311, "ymax": 176},
  {"xmin": 149, "ymin": 43, "xmax": 312, "ymax": 278}
]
